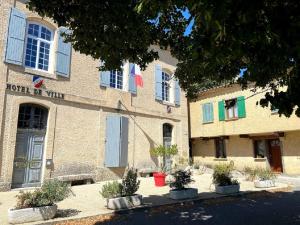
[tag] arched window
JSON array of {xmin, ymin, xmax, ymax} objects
[
  {"xmin": 17, "ymin": 104, "xmax": 48, "ymax": 130},
  {"xmin": 24, "ymin": 23, "xmax": 53, "ymax": 72}
]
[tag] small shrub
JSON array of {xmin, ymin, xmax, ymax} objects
[
  {"xmin": 213, "ymin": 164, "xmax": 239, "ymax": 186},
  {"xmin": 256, "ymin": 168, "xmax": 276, "ymax": 181},
  {"xmin": 100, "ymin": 168, "xmax": 141, "ymax": 199},
  {"xmin": 15, "ymin": 179, "xmax": 72, "ymax": 209},
  {"xmin": 169, "ymin": 170, "xmax": 194, "ymax": 190},
  {"xmin": 100, "ymin": 181, "xmax": 122, "ymax": 199},
  {"xmin": 243, "ymin": 166, "xmax": 258, "ymax": 181},
  {"xmin": 150, "ymin": 145, "xmax": 178, "ymax": 157},
  {"xmin": 121, "ymin": 167, "xmax": 140, "ymax": 196}
]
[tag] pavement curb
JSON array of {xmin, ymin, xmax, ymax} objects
[{"xmin": 38, "ymin": 184, "xmax": 293, "ymax": 225}]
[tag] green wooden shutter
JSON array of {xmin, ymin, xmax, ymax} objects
[
  {"xmin": 218, "ymin": 100, "xmax": 225, "ymax": 121},
  {"xmin": 237, "ymin": 96, "xmax": 246, "ymax": 118}
]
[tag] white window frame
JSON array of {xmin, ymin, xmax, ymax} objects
[
  {"xmin": 109, "ymin": 63, "xmax": 128, "ymax": 91},
  {"xmin": 225, "ymin": 98, "xmax": 238, "ymax": 120},
  {"xmin": 162, "ymin": 71, "xmax": 173, "ymax": 103},
  {"xmin": 23, "ymin": 22, "xmax": 54, "ymax": 73}
]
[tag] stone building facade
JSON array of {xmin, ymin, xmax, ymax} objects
[
  {"xmin": 0, "ymin": 0, "xmax": 189, "ymax": 190},
  {"xmin": 190, "ymin": 84, "xmax": 300, "ymax": 174}
]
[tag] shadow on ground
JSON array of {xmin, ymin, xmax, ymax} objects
[
  {"xmin": 51, "ymin": 190, "xmax": 300, "ymax": 225},
  {"xmin": 55, "ymin": 208, "xmax": 81, "ymax": 218}
]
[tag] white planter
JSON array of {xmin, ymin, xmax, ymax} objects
[
  {"xmin": 254, "ymin": 180, "xmax": 276, "ymax": 188},
  {"xmin": 169, "ymin": 188, "xmax": 198, "ymax": 200},
  {"xmin": 107, "ymin": 194, "xmax": 142, "ymax": 210},
  {"xmin": 8, "ymin": 205, "xmax": 57, "ymax": 224},
  {"xmin": 215, "ymin": 184, "xmax": 240, "ymax": 194}
]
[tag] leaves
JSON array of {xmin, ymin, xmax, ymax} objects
[{"xmin": 27, "ymin": 0, "xmax": 300, "ymax": 117}]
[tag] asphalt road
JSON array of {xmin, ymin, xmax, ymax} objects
[{"xmin": 95, "ymin": 191, "xmax": 300, "ymax": 225}]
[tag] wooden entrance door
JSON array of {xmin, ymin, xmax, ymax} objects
[
  {"xmin": 11, "ymin": 104, "xmax": 48, "ymax": 188},
  {"xmin": 12, "ymin": 131, "xmax": 45, "ymax": 188},
  {"xmin": 268, "ymin": 139, "xmax": 283, "ymax": 173}
]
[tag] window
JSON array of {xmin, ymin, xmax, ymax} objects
[
  {"xmin": 254, "ymin": 140, "xmax": 267, "ymax": 158},
  {"xmin": 202, "ymin": 103, "xmax": 214, "ymax": 123},
  {"xmin": 215, "ymin": 138, "xmax": 226, "ymax": 158},
  {"xmin": 225, "ymin": 98, "xmax": 238, "ymax": 119},
  {"xmin": 110, "ymin": 70, "xmax": 123, "ymax": 90},
  {"xmin": 24, "ymin": 23, "xmax": 53, "ymax": 72},
  {"xmin": 18, "ymin": 104, "xmax": 48, "ymax": 130},
  {"xmin": 162, "ymin": 71, "xmax": 170, "ymax": 102}
]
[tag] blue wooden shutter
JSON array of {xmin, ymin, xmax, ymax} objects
[
  {"xmin": 55, "ymin": 27, "xmax": 72, "ymax": 77},
  {"xmin": 155, "ymin": 64, "xmax": 163, "ymax": 101},
  {"xmin": 203, "ymin": 103, "xmax": 213, "ymax": 123},
  {"xmin": 120, "ymin": 117, "xmax": 129, "ymax": 167},
  {"xmin": 128, "ymin": 63, "xmax": 137, "ymax": 94},
  {"xmin": 99, "ymin": 61, "xmax": 111, "ymax": 87},
  {"xmin": 5, "ymin": 8, "xmax": 26, "ymax": 65},
  {"xmin": 105, "ymin": 115, "xmax": 121, "ymax": 167},
  {"xmin": 174, "ymin": 79, "xmax": 181, "ymax": 106},
  {"xmin": 202, "ymin": 104, "xmax": 208, "ymax": 123},
  {"xmin": 237, "ymin": 96, "xmax": 246, "ymax": 118}
]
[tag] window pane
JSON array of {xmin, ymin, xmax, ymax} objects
[
  {"xmin": 28, "ymin": 24, "xmax": 39, "ymax": 37},
  {"xmin": 162, "ymin": 72, "xmax": 170, "ymax": 101},
  {"xmin": 254, "ymin": 140, "xmax": 266, "ymax": 158},
  {"xmin": 110, "ymin": 70, "xmax": 123, "ymax": 89},
  {"xmin": 215, "ymin": 139, "xmax": 226, "ymax": 158},
  {"xmin": 25, "ymin": 38, "xmax": 38, "ymax": 68},
  {"xmin": 41, "ymin": 26, "xmax": 51, "ymax": 41},
  {"xmin": 38, "ymin": 42, "xmax": 50, "ymax": 71}
]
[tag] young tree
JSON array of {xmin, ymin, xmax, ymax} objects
[{"xmin": 27, "ymin": 0, "xmax": 300, "ymax": 117}]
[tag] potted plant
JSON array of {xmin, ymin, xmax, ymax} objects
[
  {"xmin": 150, "ymin": 144, "xmax": 178, "ymax": 186},
  {"xmin": 213, "ymin": 164, "xmax": 240, "ymax": 194},
  {"xmin": 243, "ymin": 166, "xmax": 258, "ymax": 181},
  {"xmin": 8, "ymin": 179, "xmax": 72, "ymax": 224},
  {"xmin": 100, "ymin": 167, "xmax": 142, "ymax": 210},
  {"xmin": 254, "ymin": 168, "xmax": 276, "ymax": 188},
  {"xmin": 169, "ymin": 170, "xmax": 198, "ymax": 200}
]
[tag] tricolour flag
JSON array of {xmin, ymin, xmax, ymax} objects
[
  {"xmin": 130, "ymin": 64, "xmax": 143, "ymax": 87},
  {"xmin": 32, "ymin": 75, "xmax": 44, "ymax": 88}
]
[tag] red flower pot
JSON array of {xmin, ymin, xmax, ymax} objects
[{"xmin": 153, "ymin": 172, "xmax": 166, "ymax": 187}]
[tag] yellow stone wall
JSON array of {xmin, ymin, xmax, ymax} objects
[{"xmin": 190, "ymin": 84, "xmax": 300, "ymax": 174}]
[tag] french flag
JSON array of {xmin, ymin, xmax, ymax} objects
[
  {"xmin": 32, "ymin": 75, "xmax": 44, "ymax": 88},
  {"xmin": 130, "ymin": 64, "xmax": 143, "ymax": 87}
]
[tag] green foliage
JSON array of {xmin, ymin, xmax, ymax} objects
[
  {"xmin": 15, "ymin": 179, "xmax": 72, "ymax": 209},
  {"xmin": 150, "ymin": 145, "xmax": 178, "ymax": 158},
  {"xmin": 121, "ymin": 168, "xmax": 140, "ymax": 196},
  {"xmin": 27, "ymin": 0, "xmax": 300, "ymax": 117},
  {"xmin": 256, "ymin": 168, "xmax": 277, "ymax": 181},
  {"xmin": 169, "ymin": 170, "xmax": 194, "ymax": 190},
  {"xmin": 100, "ymin": 181, "xmax": 122, "ymax": 199},
  {"xmin": 213, "ymin": 164, "xmax": 239, "ymax": 186},
  {"xmin": 100, "ymin": 168, "xmax": 140, "ymax": 199}
]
